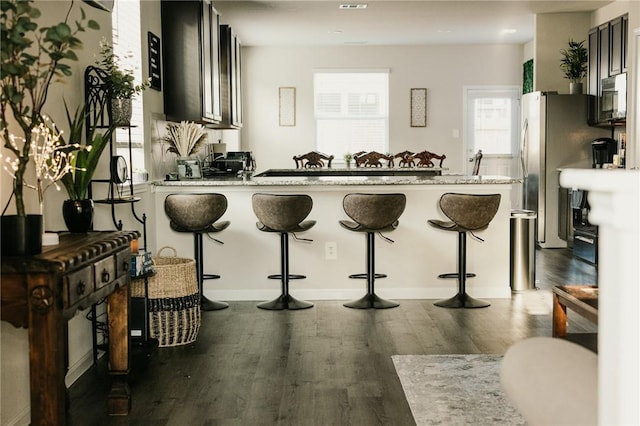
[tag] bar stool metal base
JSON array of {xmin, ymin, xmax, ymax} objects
[
  {"xmin": 201, "ymin": 296, "xmax": 229, "ymax": 311},
  {"xmin": 344, "ymin": 293, "xmax": 399, "ymax": 309},
  {"xmin": 434, "ymin": 292, "xmax": 490, "ymax": 309},
  {"xmin": 434, "ymin": 231, "xmax": 490, "ymax": 309},
  {"xmin": 438, "ymin": 272, "xmax": 476, "ymax": 279},
  {"xmin": 257, "ymin": 294, "xmax": 314, "ymax": 311}
]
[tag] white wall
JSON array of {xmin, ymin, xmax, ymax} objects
[
  {"xmin": 241, "ymin": 44, "xmax": 524, "ymax": 173},
  {"xmin": 533, "ymin": 13, "xmax": 593, "ymax": 93}
]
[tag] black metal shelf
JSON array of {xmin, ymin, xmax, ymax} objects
[{"xmin": 84, "ymin": 65, "xmax": 154, "ymax": 364}]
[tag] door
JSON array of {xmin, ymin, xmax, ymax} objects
[{"xmin": 464, "ymin": 87, "xmax": 521, "ymax": 178}]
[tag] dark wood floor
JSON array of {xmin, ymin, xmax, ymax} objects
[{"xmin": 68, "ymin": 248, "xmax": 597, "ymax": 425}]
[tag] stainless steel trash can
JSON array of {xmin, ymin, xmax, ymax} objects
[{"xmin": 510, "ymin": 209, "xmax": 537, "ymax": 292}]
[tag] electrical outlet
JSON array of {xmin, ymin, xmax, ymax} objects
[{"xmin": 325, "ymin": 242, "xmax": 337, "ymax": 260}]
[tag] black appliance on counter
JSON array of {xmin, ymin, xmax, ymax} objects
[
  {"xmin": 592, "ymin": 137, "xmax": 617, "ymax": 168},
  {"xmin": 204, "ymin": 151, "xmax": 256, "ymax": 177}
]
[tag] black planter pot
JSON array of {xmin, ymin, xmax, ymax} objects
[
  {"xmin": 63, "ymin": 199, "xmax": 94, "ymax": 233},
  {"xmin": 1, "ymin": 214, "xmax": 43, "ymax": 256}
]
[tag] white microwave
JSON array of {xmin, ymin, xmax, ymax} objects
[{"xmin": 600, "ymin": 73, "xmax": 627, "ymax": 123}]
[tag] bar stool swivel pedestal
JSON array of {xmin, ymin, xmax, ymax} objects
[
  {"xmin": 252, "ymin": 193, "xmax": 316, "ymax": 310},
  {"xmin": 165, "ymin": 193, "xmax": 230, "ymax": 311},
  {"xmin": 340, "ymin": 193, "xmax": 406, "ymax": 309},
  {"xmin": 428, "ymin": 192, "xmax": 501, "ymax": 308}
]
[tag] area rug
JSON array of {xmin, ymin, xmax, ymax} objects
[{"xmin": 392, "ymin": 354, "xmax": 525, "ymax": 425}]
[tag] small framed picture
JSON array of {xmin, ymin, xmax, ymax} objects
[
  {"xmin": 176, "ymin": 158, "xmax": 202, "ymax": 180},
  {"xmin": 411, "ymin": 88, "xmax": 427, "ymax": 127}
]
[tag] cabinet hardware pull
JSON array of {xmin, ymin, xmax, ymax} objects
[
  {"xmin": 575, "ymin": 235, "xmax": 595, "ymax": 244},
  {"xmin": 101, "ymin": 269, "xmax": 110, "ymax": 283},
  {"xmin": 76, "ymin": 281, "xmax": 86, "ymax": 295}
]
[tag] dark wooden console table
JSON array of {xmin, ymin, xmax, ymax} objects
[{"xmin": 1, "ymin": 231, "xmax": 139, "ymax": 425}]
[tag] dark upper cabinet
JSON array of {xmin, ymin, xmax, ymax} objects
[
  {"xmin": 609, "ymin": 17, "xmax": 623, "ymax": 76},
  {"xmin": 588, "ymin": 14, "xmax": 628, "ymax": 96},
  {"xmin": 588, "ymin": 28, "xmax": 599, "ymax": 95},
  {"xmin": 598, "ymin": 23, "xmax": 610, "ymax": 81},
  {"xmin": 215, "ymin": 24, "xmax": 243, "ymax": 129},
  {"xmin": 161, "ymin": 0, "xmax": 221, "ymax": 124}
]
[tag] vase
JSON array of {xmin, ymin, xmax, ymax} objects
[
  {"xmin": 63, "ymin": 199, "xmax": 94, "ymax": 233},
  {"xmin": 569, "ymin": 82, "xmax": 583, "ymax": 95},
  {"xmin": 110, "ymin": 98, "xmax": 132, "ymax": 126},
  {"xmin": 1, "ymin": 215, "xmax": 43, "ymax": 256}
]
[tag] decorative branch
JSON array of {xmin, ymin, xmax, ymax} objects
[{"xmin": 162, "ymin": 121, "xmax": 208, "ymax": 158}]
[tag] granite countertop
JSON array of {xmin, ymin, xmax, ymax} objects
[{"xmin": 155, "ymin": 173, "xmax": 521, "ymax": 186}]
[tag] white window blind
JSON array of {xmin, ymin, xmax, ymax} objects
[
  {"xmin": 112, "ymin": 0, "xmax": 145, "ymax": 172},
  {"xmin": 314, "ymin": 71, "xmax": 389, "ymax": 158}
]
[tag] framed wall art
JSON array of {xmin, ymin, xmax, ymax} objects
[
  {"xmin": 279, "ymin": 87, "xmax": 296, "ymax": 126},
  {"xmin": 410, "ymin": 88, "xmax": 427, "ymax": 127}
]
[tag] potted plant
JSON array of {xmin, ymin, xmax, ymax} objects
[
  {"xmin": 343, "ymin": 152, "xmax": 353, "ymax": 168},
  {"xmin": 96, "ymin": 39, "xmax": 150, "ymax": 126},
  {"xmin": 560, "ymin": 39, "xmax": 588, "ymax": 94},
  {"xmin": 57, "ymin": 102, "xmax": 114, "ymax": 232},
  {"xmin": 0, "ymin": 0, "xmax": 98, "ymax": 255}
]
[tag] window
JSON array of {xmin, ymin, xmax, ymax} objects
[
  {"xmin": 112, "ymin": 1, "xmax": 145, "ymax": 174},
  {"xmin": 465, "ymin": 88, "xmax": 520, "ymax": 156},
  {"xmin": 314, "ymin": 71, "xmax": 389, "ymax": 158}
]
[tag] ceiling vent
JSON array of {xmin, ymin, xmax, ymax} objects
[{"xmin": 339, "ymin": 4, "xmax": 368, "ymax": 9}]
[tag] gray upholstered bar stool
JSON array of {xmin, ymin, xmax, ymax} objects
[
  {"xmin": 340, "ymin": 193, "xmax": 406, "ymax": 309},
  {"xmin": 252, "ymin": 193, "xmax": 316, "ymax": 310},
  {"xmin": 428, "ymin": 192, "xmax": 501, "ymax": 309},
  {"xmin": 165, "ymin": 193, "xmax": 230, "ymax": 311}
]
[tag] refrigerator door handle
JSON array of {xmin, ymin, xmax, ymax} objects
[{"xmin": 521, "ymin": 118, "xmax": 528, "ymax": 178}]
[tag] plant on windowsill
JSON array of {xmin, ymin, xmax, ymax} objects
[
  {"xmin": 560, "ymin": 39, "xmax": 588, "ymax": 94},
  {"xmin": 96, "ymin": 38, "xmax": 150, "ymax": 126},
  {"xmin": 0, "ymin": 0, "xmax": 98, "ymax": 255}
]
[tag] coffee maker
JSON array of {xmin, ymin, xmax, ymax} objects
[{"xmin": 591, "ymin": 137, "xmax": 617, "ymax": 168}]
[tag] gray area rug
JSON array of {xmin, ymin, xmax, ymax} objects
[{"xmin": 392, "ymin": 354, "xmax": 525, "ymax": 425}]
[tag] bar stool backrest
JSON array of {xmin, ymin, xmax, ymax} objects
[
  {"xmin": 252, "ymin": 193, "xmax": 313, "ymax": 232},
  {"xmin": 439, "ymin": 193, "xmax": 501, "ymax": 231},
  {"xmin": 165, "ymin": 193, "xmax": 228, "ymax": 231},
  {"xmin": 343, "ymin": 193, "xmax": 406, "ymax": 230}
]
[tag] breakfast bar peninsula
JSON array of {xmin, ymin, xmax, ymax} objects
[{"xmin": 152, "ymin": 172, "xmax": 520, "ymax": 303}]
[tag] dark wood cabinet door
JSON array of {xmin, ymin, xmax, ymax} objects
[
  {"xmin": 161, "ymin": 0, "xmax": 221, "ymax": 124},
  {"xmin": 622, "ymin": 14, "xmax": 628, "ymax": 72},
  {"xmin": 598, "ymin": 23, "xmax": 610, "ymax": 80},
  {"xmin": 588, "ymin": 28, "xmax": 599, "ymax": 96},
  {"xmin": 609, "ymin": 17, "xmax": 623, "ymax": 76}
]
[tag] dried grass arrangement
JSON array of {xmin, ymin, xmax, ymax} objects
[{"xmin": 163, "ymin": 121, "xmax": 207, "ymax": 158}]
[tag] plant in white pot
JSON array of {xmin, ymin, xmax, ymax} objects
[
  {"xmin": 560, "ymin": 39, "xmax": 588, "ymax": 94},
  {"xmin": 0, "ymin": 0, "xmax": 98, "ymax": 255},
  {"xmin": 96, "ymin": 39, "xmax": 150, "ymax": 126}
]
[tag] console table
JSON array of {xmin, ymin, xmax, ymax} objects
[{"xmin": 1, "ymin": 231, "xmax": 138, "ymax": 425}]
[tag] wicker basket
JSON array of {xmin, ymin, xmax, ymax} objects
[{"xmin": 131, "ymin": 246, "xmax": 201, "ymax": 347}]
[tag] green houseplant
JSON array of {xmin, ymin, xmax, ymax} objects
[
  {"xmin": 0, "ymin": 0, "xmax": 98, "ymax": 254},
  {"xmin": 96, "ymin": 39, "xmax": 150, "ymax": 126},
  {"xmin": 57, "ymin": 102, "xmax": 114, "ymax": 232},
  {"xmin": 560, "ymin": 39, "xmax": 588, "ymax": 94}
]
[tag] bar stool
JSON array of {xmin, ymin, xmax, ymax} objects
[
  {"xmin": 428, "ymin": 193, "xmax": 501, "ymax": 308},
  {"xmin": 164, "ymin": 193, "xmax": 230, "ymax": 311},
  {"xmin": 252, "ymin": 193, "xmax": 315, "ymax": 310},
  {"xmin": 340, "ymin": 193, "xmax": 406, "ymax": 309}
]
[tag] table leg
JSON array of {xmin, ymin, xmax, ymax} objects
[
  {"xmin": 27, "ymin": 274, "xmax": 66, "ymax": 425},
  {"xmin": 107, "ymin": 282, "xmax": 131, "ymax": 415},
  {"xmin": 553, "ymin": 293, "xmax": 568, "ymax": 338}
]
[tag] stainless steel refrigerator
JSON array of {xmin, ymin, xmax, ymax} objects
[{"xmin": 520, "ymin": 92, "xmax": 609, "ymax": 248}]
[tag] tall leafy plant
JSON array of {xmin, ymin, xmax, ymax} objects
[
  {"xmin": 58, "ymin": 102, "xmax": 114, "ymax": 200},
  {"xmin": 0, "ymin": 0, "xmax": 98, "ymax": 216},
  {"xmin": 560, "ymin": 39, "xmax": 588, "ymax": 83}
]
